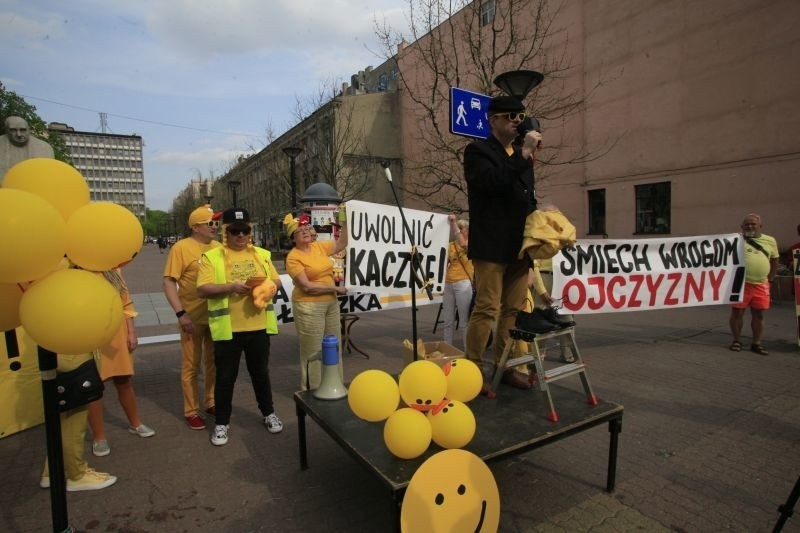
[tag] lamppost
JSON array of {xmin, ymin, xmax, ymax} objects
[
  {"xmin": 493, "ymin": 70, "xmax": 545, "ymax": 134},
  {"xmin": 282, "ymin": 146, "xmax": 303, "ymax": 210},
  {"xmin": 204, "ymin": 179, "xmax": 213, "ymax": 205},
  {"xmin": 227, "ymin": 180, "xmax": 241, "ymax": 208}
]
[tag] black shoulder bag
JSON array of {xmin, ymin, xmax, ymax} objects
[{"xmin": 56, "ymin": 358, "xmax": 104, "ymax": 412}]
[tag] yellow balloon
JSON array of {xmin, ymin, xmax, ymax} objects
[
  {"xmin": 347, "ymin": 370, "xmax": 400, "ymax": 422},
  {"xmin": 443, "ymin": 359, "xmax": 483, "ymax": 403},
  {"xmin": 383, "ymin": 408, "xmax": 432, "ymax": 459},
  {"xmin": 399, "ymin": 360, "xmax": 447, "ymax": 412},
  {"xmin": 0, "ymin": 188, "xmax": 67, "ymax": 283},
  {"xmin": 401, "ymin": 449, "xmax": 500, "ymax": 533},
  {"xmin": 427, "ymin": 400, "xmax": 476, "ymax": 449},
  {"xmin": 66, "ymin": 202, "xmax": 143, "ymax": 271},
  {"xmin": 0, "ymin": 283, "xmax": 25, "ymax": 330},
  {"xmin": 2, "ymin": 158, "xmax": 89, "ymax": 221},
  {"xmin": 19, "ymin": 269, "xmax": 122, "ymax": 354}
]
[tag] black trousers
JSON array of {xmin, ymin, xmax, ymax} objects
[{"xmin": 213, "ymin": 330, "xmax": 274, "ymax": 426}]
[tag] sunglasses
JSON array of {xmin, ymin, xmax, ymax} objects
[
  {"xmin": 493, "ymin": 112, "xmax": 526, "ymax": 121},
  {"xmin": 227, "ymin": 227, "xmax": 251, "ymax": 236},
  {"xmin": 206, "ymin": 220, "xmax": 220, "ymax": 228}
]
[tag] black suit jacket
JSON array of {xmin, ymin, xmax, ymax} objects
[{"xmin": 463, "ymin": 134, "xmax": 536, "ymax": 264}]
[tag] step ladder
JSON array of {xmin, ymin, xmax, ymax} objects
[{"xmin": 491, "ymin": 326, "xmax": 598, "ymax": 422}]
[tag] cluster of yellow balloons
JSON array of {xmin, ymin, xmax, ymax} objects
[
  {"xmin": 347, "ymin": 358, "xmax": 484, "ymax": 459},
  {"xmin": 0, "ymin": 158, "xmax": 143, "ymax": 354}
]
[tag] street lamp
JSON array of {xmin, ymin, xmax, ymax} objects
[
  {"xmin": 204, "ymin": 179, "xmax": 213, "ymax": 205},
  {"xmin": 282, "ymin": 146, "xmax": 303, "ymax": 210},
  {"xmin": 492, "ymin": 70, "xmax": 544, "ymax": 101},
  {"xmin": 227, "ymin": 180, "xmax": 241, "ymax": 207}
]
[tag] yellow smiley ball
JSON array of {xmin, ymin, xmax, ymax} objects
[
  {"xmin": 347, "ymin": 370, "xmax": 400, "ymax": 422},
  {"xmin": 19, "ymin": 269, "xmax": 123, "ymax": 355},
  {"xmin": 2, "ymin": 158, "xmax": 90, "ymax": 221},
  {"xmin": 383, "ymin": 407, "xmax": 432, "ymax": 460},
  {"xmin": 401, "ymin": 449, "xmax": 500, "ymax": 533},
  {"xmin": 427, "ymin": 400, "xmax": 476, "ymax": 449},
  {"xmin": 443, "ymin": 359, "xmax": 483, "ymax": 403},
  {"xmin": 66, "ymin": 202, "xmax": 144, "ymax": 271},
  {"xmin": 399, "ymin": 360, "xmax": 447, "ymax": 412},
  {"xmin": 0, "ymin": 188, "xmax": 67, "ymax": 283}
]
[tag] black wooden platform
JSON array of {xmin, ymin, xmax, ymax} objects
[{"xmin": 294, "ymin": 382, "xmax": 623, "ymax": 528}]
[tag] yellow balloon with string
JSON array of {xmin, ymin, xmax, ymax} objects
[
  {"xmin": 2, "ymin": 158, "xmax": 90, "ymax": 221},
  {"xmin": 19, "ymin": 269, "xmax": 123, "ymax": 354},
  {"xmin": 0, "ymin": 188, "xmax": 67, "ymax": 283},
  {"xmin": 65, "ymin": 202, "xmax": 144, "ymax": 271}
]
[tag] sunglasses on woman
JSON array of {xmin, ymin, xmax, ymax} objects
[{"xmin": 227, "ymin": 227, "xmax": 251, "ymax": 236}]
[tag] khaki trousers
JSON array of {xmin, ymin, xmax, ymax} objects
[
  {"xmin": 292, "ymin": 300, "xmax": 344, "ymax": 391},
  {"xmin": 179, "ymin": 324, "xmax": 215, "ymax": 416},
  {"xmin": 465, "ymin": 258, "xmax": 530, "ymax": 364}
]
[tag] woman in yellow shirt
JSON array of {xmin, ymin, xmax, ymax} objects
[
  {"xmin": 284, "ymin": 210, "xmax": 348, "ymax": 391},
  {"xmin": 442, "ymin": 215, "xmax": 473, "ymax": 348}
]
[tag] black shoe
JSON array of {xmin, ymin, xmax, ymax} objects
[
  {"xmin": 539, "ymin": 307, "xmax": 575, "ymax": 329},
  {"xmin": 515, "ymin": 309, "xmax": 559, "ymax": 334}
]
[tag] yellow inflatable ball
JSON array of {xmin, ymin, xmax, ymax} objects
[
  {"xmin": 443, "ymin": 359, "xmax": 483, "ymax": 403},
  {"xmin": 66, "ymin": 202, "xmax": 143, "ymax": 271},
  {"xmin": 383, "ymin": 407, "xmax": 432, "ymax": 460},
  {"xmin": 0, "ymin": 282, "xmax": 25, "ymax": 330},
  {"xmin": 19, "ymin": 269, "xmax": 123, "ymax": 354},
  {"xmin": 427, "ymin": 399, "xmax": 476, "ymax": 449},
  {"xmin": 399, "ymin": 360, "xmax": 447, "ymax": 412},
  {"xmin": 0, "ymin": 188, "xmax": 67, "ymax": 283},
  {"xmin": 2, "ymin": 158, "xmax": 90, "ymax": 221},
  {"xmin": 347, "ymin": 369, "xmax": 400, "ymax": 422}
]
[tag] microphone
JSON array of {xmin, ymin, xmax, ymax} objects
[{"xmin": 380, "ymin": 160, "xmax": 392, "ymax": 182}]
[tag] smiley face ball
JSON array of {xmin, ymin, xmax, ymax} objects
[
  {"xmin": 443, "ymin": 359, "xmax": 483, "ymax": 403},
  {"xmin": 399, "ymin": 360, "xmax": 447, "ymax": 412}
]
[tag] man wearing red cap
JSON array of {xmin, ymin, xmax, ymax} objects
[
  {"xmin": 463, "ymin": 95, "xmax": 542, "ymax": 390},
  {"xmin": 163, "ymin": 204, "xmax": 222, "ymax": 430}
]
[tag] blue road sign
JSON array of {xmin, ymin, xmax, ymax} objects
[{"xmin": 450, "ymin": 87, "xmax": 491, "ymax": 139}]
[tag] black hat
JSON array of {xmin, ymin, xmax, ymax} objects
[
  {"xmin": 221, "ymin": 207, "xmax": 251, "ymax": 226},
  {"xmin": 488, "ymin": 95, "xmax": 524, "ymax": 115}
]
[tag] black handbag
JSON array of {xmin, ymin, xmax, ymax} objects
[{"xmin": 56, "ymin": 359, "xmax": 104, "ymax": 412}]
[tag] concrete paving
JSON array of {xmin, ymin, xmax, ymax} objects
[{"xmin": 1, "ymin": 243, "xmax": 798, "ymax": 532}]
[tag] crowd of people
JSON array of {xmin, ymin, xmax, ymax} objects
[{"xmin": 3, "ymin": 104, "xmax": 794, "ymax": 496}]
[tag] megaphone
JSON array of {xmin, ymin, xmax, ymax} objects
[{"xmin": 314, "ymin": 334, "xmax": 348, "ymax": 400}]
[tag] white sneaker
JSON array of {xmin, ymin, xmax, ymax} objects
[
  {"xmin": 211, "ymin": 424, "xmax": 229, "ymax": 446},
  {"xmin": 128, "ymin": 424, "xmax": 156, "ymax": 438},
  {"xmin": 264, "ymin": 413, "xmax": 283, "ymax": 434},
  {"xmin": 40, "ymin": 469, "xmax": 117, "ymax": 491}
]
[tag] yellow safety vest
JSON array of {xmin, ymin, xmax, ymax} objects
[{"xmin": 202, "ymin": 246, "xmax": 278, "ymax": 341}]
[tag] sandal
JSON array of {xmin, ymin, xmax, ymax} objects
[
  {"xmin": 750, "ymin": 344, "xmax": 769, "ymax": 356},
  {"xmin": 729, "ymin": 341, "xmax": 742, "ymax": 352}
]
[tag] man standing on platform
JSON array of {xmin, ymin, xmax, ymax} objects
[
  {"xmin": 463, "ymin": 96, "xmax": 541, "ymax": 390},
  {"xmin": 163, "ymin": 204, "xmax": 222, "ymax": 430},
  {"xmin": 729, "ymin": 213, "xmax": 779, "ymax": 356}
]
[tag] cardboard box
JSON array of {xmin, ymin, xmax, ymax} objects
[{"xmin": 403, "ymin": 340, "xmax": 464, "ymax": 367}]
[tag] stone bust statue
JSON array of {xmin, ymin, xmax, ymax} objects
[{"xmin": 0, "ymin": 115, "xmax": 55, "ymax": 177}]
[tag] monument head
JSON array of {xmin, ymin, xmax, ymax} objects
[{"xmin": 4, "ymin": 116, "xmax": 31, "ymax": 148}]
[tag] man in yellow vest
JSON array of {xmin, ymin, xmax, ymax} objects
[{"xmin": 197, "ymin": 207, "xmax": 283, "ymax": 446}]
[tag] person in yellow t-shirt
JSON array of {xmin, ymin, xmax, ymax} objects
[
  {"xmin": 163, "ymin": 204, "xmax": 222, "ymax": 431},
  {"xmin": 443, "ymin": 215, "xmax": 473, "ymax": 348},
  {"xmin": 285, "ymin": 209, "xmax": 348, "ymax": 391},
  {"xmin": 197, "ymin": 207, "xmax": 283, "ymax": 446}
]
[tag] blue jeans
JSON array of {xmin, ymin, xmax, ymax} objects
[{"xmin": 213, "ymin": 330, "xmax": 274, "ymax": 426}]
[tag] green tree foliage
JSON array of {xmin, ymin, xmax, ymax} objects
[
  {"xmin": 0, "ymin": 81, "xmax": 72, "ymax": 164},
  {"xmin": 142, "ymin": 208, "xmax": 170, "ymax": 238}
]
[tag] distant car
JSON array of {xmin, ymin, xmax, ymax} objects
[{"xmin": 470, "ymin": 98, "xmax": 481, "ymax": 110}]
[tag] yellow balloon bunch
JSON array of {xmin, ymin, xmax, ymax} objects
[{"xmin": 1, "ymin": 159, "xmax": 140, "ymax": 354}]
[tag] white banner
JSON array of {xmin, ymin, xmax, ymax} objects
[
  {"xmin": 344, "ymin": 200, "xmax": 450, "ymax": 297},
  {"xmin": 552, "ymin": 234, "xmax": 745, "ymax": 314}
]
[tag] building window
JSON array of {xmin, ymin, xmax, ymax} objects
[
  {"xmin": 587, "ymin": 189, "xmax": 606, "ymax": 235},
  {"xmin": 480, "ymin": 0, "xmax": 495, "ymax": 27},
  {"xmin": 635, "ymin": 182, "xmax": 671, "ymax": 234}
]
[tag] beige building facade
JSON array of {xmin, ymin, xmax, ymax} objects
[{"xmin": 396, "ymin": 0, "xmax": 800, "ymax": 249}]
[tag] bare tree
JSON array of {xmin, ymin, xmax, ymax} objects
[
  {"xmin": 291, "ymin": 80, "xmax": 376, "ymax": 202},
  {"xmin": 374, "ymin": 0, "xmax": 616, "ymax": 212}
]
